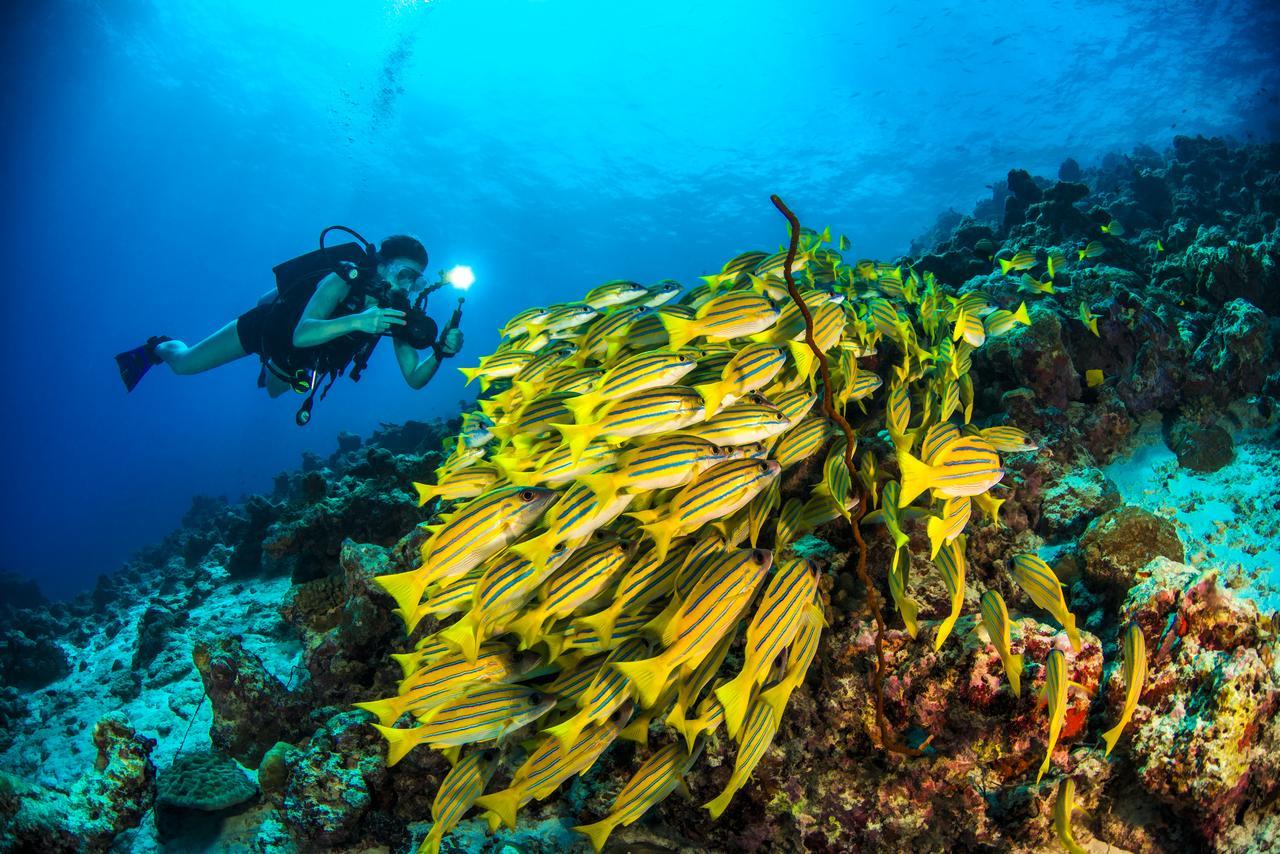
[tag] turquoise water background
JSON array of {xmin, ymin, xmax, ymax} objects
[{"xmin": 2, "ymin": 0, "xmax": 1276, "ymax": 595}]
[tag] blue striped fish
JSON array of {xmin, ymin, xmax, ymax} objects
[
  {"xmin": 417, "ymin": 749, "xmax": 499, "ymax": 854},
  {"xmin": 574, "ymin": 741, "xmax": 701, "ymax": 853},
  {"xmin": 977, "ymin": 589, "xmax": 1023, "ymax": 697},
  {"xmin": 510, "ymin": 483, "xmax": 634, "ymax": 571},
  {"xmin": 661, "ymin": 292, "xmax": 780, "ymax": 350},
  {"xmin": 563, "ymin": 351, "xmax": 698, "ymax": 420},
  {"xmin": 632, "ymin": 459, "xmax": 781, "ymax": 563},
  {"xmin": 373, "ymin": 684, "xmax": 554, "ymax": 765},
  {"xmin": 552, "ymin": 385, "xmax": 706, "ymax": 461},
  {"xmin": 715, "ymin": 557, "xmax": 818, "ymax": 739},
  {"xmin": 1101, "ymin": 622, "xmax": 1146, "ymax": 756},
  {"xmin": 704, "ymin": 698, "xmax": 778, "ymax": 818},
  {"xmin": 696, "ymin": 343, "xmax": 786, "ymax": 417},
  {"xmin": 771, "ymin": 417, "xmax": 830, "ymax": 469},
  {"xmin": 897, "ymin": 434, "xmax": 1003, "ymax": 506},
  {"xmin": 373, "ymin": 486, "xmax": 557, "ymax": 625},
  {"xmin": 615, "ymin": 549, "xmax": 772, "ymax": 707},
  {"xmin": 1011, "ymin": 553, "xmax": 1082, "ymax": 652},
  {"xmin": 932, "ymin": 537, "xmax": 965, "ymax": 651},
  {"xmin": 687, "ymin": 402, "xmax": 791, "ymax": 446}
]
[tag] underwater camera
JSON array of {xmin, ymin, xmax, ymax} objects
[{"xmin": 319, "ymin": 224, "xmax": 440, "ymax": 350}]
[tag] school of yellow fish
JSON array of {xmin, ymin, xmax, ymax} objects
[{"xmin": 353, "ymin": 227, "xmax": 1146, "ymax": 853}]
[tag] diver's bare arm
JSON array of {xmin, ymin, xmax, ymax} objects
[
  {"xmin": 292, "ymin": 274, "xmax": 363, "ymax": 348},
  {"xmin": 393, "ymin": 337, "xmax": 441, "ymax": 390}
]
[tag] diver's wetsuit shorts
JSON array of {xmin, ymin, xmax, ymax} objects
[{"xmin": 236, "ymin": 305, "xmax": 271, "ymax": 357}]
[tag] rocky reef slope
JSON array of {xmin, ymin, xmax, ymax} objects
[{"xmin": 2, "ymin": 135, "xmax": 1278, "ymax": 853}]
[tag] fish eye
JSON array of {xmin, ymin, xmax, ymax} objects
[
  {"xmin": 752, "ymin": 549, "xmax": 766, "ymax": 564},
  {"xmin": 528, "ymin": 691, "xmax": 544, "ymax": 704},
  {"xmin": 758, "ymin": 461, "xmax": 771, "ymax": 472},
  {"xmin": 520, "ymin": 489, "xmax": 537, "ymax": 502}
]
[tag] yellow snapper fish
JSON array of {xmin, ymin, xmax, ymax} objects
[
  {"xmin": 931, "ymin": 537, "xmax": 966, "ymax": 650},
  {"xmin": 897, "ymin": 433, "xmax": 1004, "ymax": 506},
  {"xmin": 660, "ymin": 291, "xmax": 781, "ymax": 350},
  {"xmin": 976, "ymin": 589, "xmax": 1023, "ymax": 697},
  {"xmin": 574, "ymin": 305, "xmax": 650, "ymax": 364},
  {"xmin": 541, "ymin": 639, "xmax": 649, "ymax": 750},
  {"xmin": 525, "ymin": 302, "xmax": 599, "ymax": 337},
  {"xmin": 1077, "ymin": 240, "xmax": 1105, "ymax": 261},
  {"xmin": 1011, "ymin": 553, "xmax": 1082, "ymax": 652},
  {"xmin": 507, "ymin": 539, "xmax": 633, "ymax": 647},
  {"xmin": 696, "ymin": 343, "xmax": 787, "ymax": 417},
  {"xmin": 888, "ymin": 547, "xmax": 920, "ymax": 638},
  {"xmin": 704, "ymin": 697, "xmax": 779, "ymax": 819},
  {"xmin": 978, "ymin": 424, "xmax": 1037, "ymax": 452},
  {"xmin": 552, "ymin": 385, "xmax": 706, "ymax": 462},
  {"xmin": 574, "ymin": 741, "xmax": 702, "ymax": 853},
  {"xmin": 458, "ymin": 349, "xmax": 535, "ymax": 388},
  {"xmin": 374, "ymin": 684, "xmax": 555, "ymax": 766},
  {"xmin": 583, "ymin": 279, "xmax": 650, "ymax": 310},
  {"xmin": 502, "ymin": 307, "xmax": 552, "ymax": 340},
  {"xmin": 998, "ymin": 250, "xmax": 1037, "ymax": 275},
  {"xmin": 614, "ymin": 548, "xmax": 772, "ymax": 707},
  {"xmin": 630, "ymin": 459, "xmax": 781, "ymax": 563},
  {"xmin": 412, "ymin": 464, "xmax": 501, "ymax": 506},
  {"xmin": 1018, "ymin": 273, "xmax": 1055, "ymax": 295},
  {"xmin": 1101, "ymin": 622, "xmax": 1146, "ymax": 756},
  {"xmin": 575, "ymin": 541, "xmax": 694, "ymax": 646},
  {"xmin": 1100, "ymin": 219, "xmax": 1124, "ymax": 236},
  {"xmin": 641, "ymin": 280, "xmax": 684, "ymax": 307},
  {"xmin": 1037, "ymin": 648, "xmax": 1076, "ymax": 783},
  {"xmin": 687, "ymin": 402, "xmax": 792, "ymax": 447},
  {"xmin": 1053, "ymin": 777, "xmax": 1090, "ymax": 854},
  {"xmin": 772, "ymin": 417, "xmax": 831, "ymax": 469},
  {"xmin": 436, "ymin": 545, "xmax": 575, "ymax": 662},
  {"xmin": 510, "ymin": 483, "xmax": 635, "ymax": 570},
  {"xmin": 354, "ymin": 643, "xmax": 541, "ymax": 727},
  {"xmin": 715, "ymin": 557, "xmax": 819, "ymax": 739},
  {"xmin": 756, "ymin": 597, "xmax": 825, "ymax": 720},
  {"xmin": 984, "ymin": 302, "xmax": 1031, "ymax": 338},
  {"xmin": 578, "ymin": 435, "xmax": 733, "ymax": 506},
  {"xmin": 1078, "ymin": 301, "xmax": 1100, "ymax": 337},
  {"xmin": 374, "ymin": 486, "xmax": 557, "ymax": 623},
  {"xmin": 665, "ymin": 630, "xmax": 736, "ymax": 748},
  {"xmin": 416, "ymin": 748, "xmax": 499, "ymax": 854},
  {"xmin": 926, "ymin": 494, "xmax": 971, "ymax": 559},
  {"xmin": 562, "ymin": 351, "xmax": 699, "ymax": 421},
  {"xmin": 952, "ymin": 308, "xmax": 986, "ymax": 348},
  {"xmin": 476, "ymin": 703, "xmax": 633, "ymax": 830}
]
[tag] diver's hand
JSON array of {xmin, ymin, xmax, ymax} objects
[
  {"xmin": 438, "ymin": 327, "xmax": 463, "ymax": 357},
  {"xmin": 353, "ymin": 307, "xmax": 406, "ymax": 335}
]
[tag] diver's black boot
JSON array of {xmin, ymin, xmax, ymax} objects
[{"xmin": 114, "ymin": 336, "xmax": 173, "ymax": 392}]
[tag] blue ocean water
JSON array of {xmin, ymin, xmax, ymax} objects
[{"xmin": 2, "ymin": 0, "xmax": 1276, "ymax": 598}]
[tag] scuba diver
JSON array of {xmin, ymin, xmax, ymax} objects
[{"xmin": 115, "ymin": 227, "xmax": 465, "ymax": 425}]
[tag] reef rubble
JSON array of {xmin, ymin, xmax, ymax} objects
[{"xmin": 0, "ymin": 136, "xmax": 1278, "ymax": 852}]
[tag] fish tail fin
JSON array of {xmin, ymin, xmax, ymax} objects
[
  {"xmin": 1064, "ymin": 615, "xmax": 1083, "ymax": 653},
  {"xmin": 613, "ymin": 656, "xmax": 668, "ymax": 708},
  {"xmin": 416, "ymin": 826, "xmax": 442, "ymax": 854},
  {"xmin": 563, "ymin": 391, "xmax": 602, "ymax": 423},
  {"xmin": 933, "ymin": 613, "xmax": 959, "ymax": 652},
  {"xmin": 510, "ymin": 531, "xmax": 561, "ymax": 574},
  {"xmin": 372, "ymin": 570, "xmax": 428, "ymax": 624},
  {"xmin": 574, "ymin": 817, "xmax": 620, "ymax": 854},
  {"xmin": 714, "ymin": 670, "xmax": 754, "ymax": 741},
  {"xmin": 695, "ymin": 381, "xmax": 729, "ymax": 419},
  {"xmin": 576, "ymin": 473, "xmax": 620, "ymax": 508},
  {"xmin": 372, "ymin": 724, "xmax": 426, "ymax": 767},
  {"xmin": 1101, "ymin": 720, "xmax": 1124, "ymax": 757},
  {"xmin": 641, "ymin": 598, "xmax": 679, "ymax": 641},
  {"xmin": 473, "ymin": 788, "xmax": 522, "ymax": 831},
  {"xmin": 482, "ymin": 810, "xmax": 503, "ymax": 833},
  {"xmin": 1008, "ymin": 653, "xmax": 1024, "ymax": 697},
  {"xmin": 542, "ymin": 712, "xmax": 587, "ymax": 753},
  {"xmin": 351, "ymin": 696, "xmax": 407, "ymax": 728},
  {"xmin": 925, "ymin": 514, "xmax": 946, "ymax": 559},
  {"xmin": 998, "ymin": 257, "xmax": 1014, "ymax": 275},
  {"xmin": 787, "ymin": 340, "xmax": 817, "ymax": 384},
  {"xmin": 1035, "ymin": 751, "xmax": 1051, "ymax": 784},
  {"xmin": 438, "ymin": 613, "xmax": 484, "ymax": 663},
  {"xmin": 512, "ymin": 379, "xmax": 539, "ymax": 404},
  {"xmin": 457, "ymin": 365, "xmax": 484, "ymax": 386},
  {"xmin": 412, "ymin": 482, "xmax": 440, "ymax": 507},
  {"xmin": 506, "ymin": 611, "xmax": 546, "ymax": 651},
  {"xmin": 390, "ymin": 651, "xmax": 421, "ymax": 681},
  {"xmin": 895, "ymin": 448, "xmax": 936, "ymax": 507},
  {"xmin": 639, "ymin": 518, "xmax": 678, "ymax": 565},
  {"xmin": 575, "ymin": 607, "xmax": 619, "ymax": 649},
  {"xmin": 660, "ymin": 313, "xmax": 699, "ymax": 351},
  {"xmin": 756, "ymin": 682, "xmax": 789, "ymax": 723},
  {"xmin": 550, "ymin": 420, "xmax": 598, "ymax": 463},
  {"xmin": 704, "ymin": 785, "xmax": 737, "ymax": 820}
]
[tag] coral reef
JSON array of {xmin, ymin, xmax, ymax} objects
[{"xmin": 0, "ymin": 135, "xmax": 1277, "ymax": 852}]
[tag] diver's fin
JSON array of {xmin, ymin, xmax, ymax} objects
[{"xmin": 114, "ymin": 336, "xmax": 172, "ymax": 392}]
